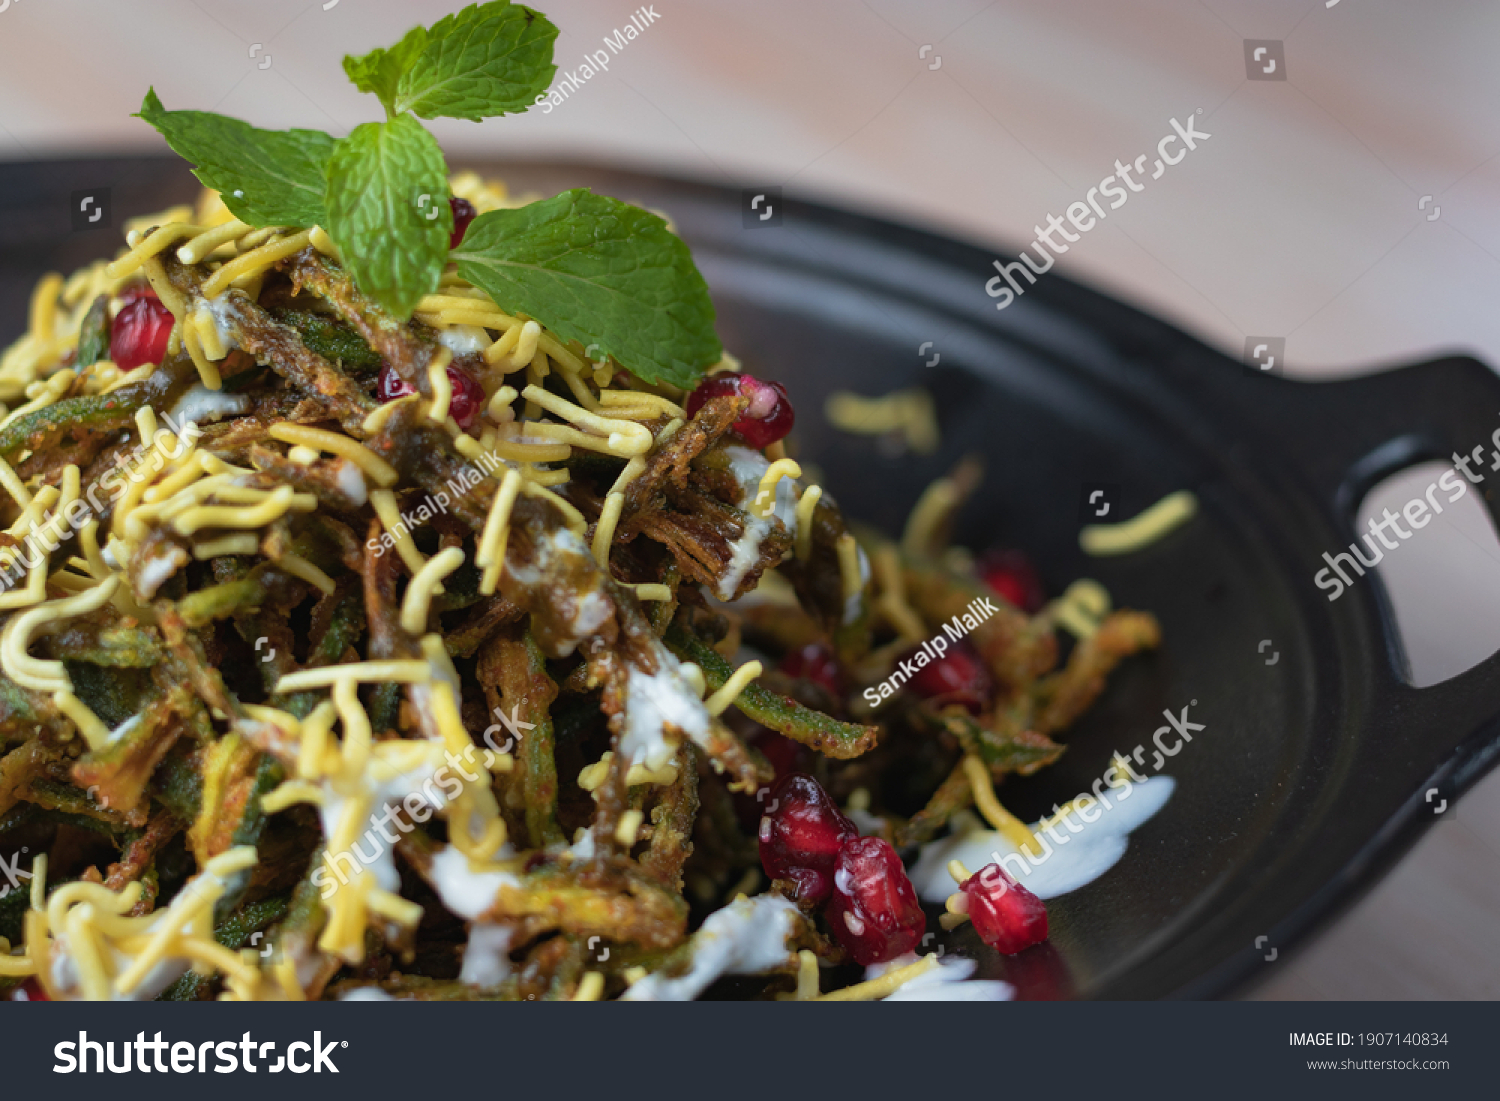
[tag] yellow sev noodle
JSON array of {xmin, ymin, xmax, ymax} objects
[
  {"xmin": 1, "ymin": 577, "xmax": 120, "ymax": 693},
  {"xmin": 794, "ymin": 484, "xmax": 822, "ymax": 560},
  {"xmin": 201, "ymin": 229, "xmax": 314, "ymax": 298},
  {"xmin": 1079, "ymin": 490, "xmax": 1197, "ymax": 556},
  {"xmin": 591, "ymin": 491, "xmax": 625, "ymax": 567},
  {"xmin": 477, "ymin": 468, "xmax": 522, "ymax": 595},
  {"xmin": 824, "ymin": 388, "xmax": 939, "ymax": 454},
  {"xmin": 268, "ymin": 422, "xmax": 398, "ymax": 486},
  {"xmin": 703, "ymin": 660, "xmax": 762, "ymax": 717},
  {"xmin": 369, "ymin": 488, "xmax": 433, "ymax": 582},
  {"xmin": 748, "ymin": 459, "xmax": 801, "ymax": 520},
  {"xmin": 814, "ymin": 955, "xmax": 938, "ymax": 1001},
  {"xmin": 960, "ymin": 754, "xmax": 1039, "ymax": 855},
  {"xmin": 401, "ymin": 546, "xmax": 465, "ymax": 634},
  {"xmin": 274, "ymin": 660, "xmax": 432, "ymax": 693}
]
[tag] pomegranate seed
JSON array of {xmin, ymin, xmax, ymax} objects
[
  {"xmin": 449, "ymin": 197, "xmax": 477, "ymax": 249},
  {"xmin": 899, "ymin": 637, "xmax": 993, "ymax": 713},
  {"xmin": 377, "ymin": 361, "xmax": 483, "ymax": 431},
  {"xmin": 777, "ymin": 642, "xmax": 841, "ymax": 696},
  {"xmin": 961, "ymin": 863, "xmax": 1048, "ymax": 954},
  {"xmin": 827, "ymin": 836, "xmax": 926, "ymax": 965},
  {"xmin": 758, "ymin": 772, "xmax": 856, "ymax": 903},
  {"xmin": 376, "ymin": 362, "xmax": 415, "ymax": 402},
  {"xmin": 446, "ymin": 363, "xmax": 484, "ymax": 431},
  {"xmin": 685, "ymin": 371, "xmax": 794, "ymax": 448},
  {"xmin": 13, "ymin": 976, "xmax": 48, "ymax": 1000},
  {"xmin": 109, "ymin": 289, "xmax": 174, "ymax": 370},
  {"xmin": 978, "ymin": 548, "xmax": 1045, "ymax": 613}
]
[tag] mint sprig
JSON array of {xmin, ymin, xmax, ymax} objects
[
  {"xmin": 137, "ymin": 89, "xmax": 333, "ymax": 228},
  {"xmin": 132, "ymin": 3, "xmax": 720, "ymax": 387},
  {"xmin": 454, "ymin": 190, "xmax": 722, "ymax": 388},
  {"xmin": 347, "ymin": 2, "xmax": 558, "ymax": 122},
  {"xmin": 325, "ymin": 118, "xmax": 452, "ymax": 319}
]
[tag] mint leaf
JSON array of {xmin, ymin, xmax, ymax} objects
[
  {"xmin": 391, "ymin": 2, "xmax": 558, "ymax": 122},
  {"xmin": 137, "ymin": 88, "xmax": 332, "ymax": 228},
  {"xmin": 453, "ymin": 190, "xmax": 722, "ymax": 388},
  {"xmin": 343, "ymin": 24, "xmax": 428, "ymax": 114},
  {"xmin": 323, "ymin": 116, "xmax": 451, "ymax": 319}
]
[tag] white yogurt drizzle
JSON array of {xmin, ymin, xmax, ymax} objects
[
  {"xmin": 620, "ymin": 895, "xmax": 798, "ymax": 1001},
  {"xmin": 620, "ymin": 644, "xmax": 713, "ymax": 771},
  {"xmin": 718, "ymin": 445, "xmax": 802, "ymax": 600},
  {"xmin": 910, "ymin": 776, "xmax": 1176, "ymax": 903},
  {"xmin": 867, "ymin": 953, "xmax": 1014, "ymax": 1001}
]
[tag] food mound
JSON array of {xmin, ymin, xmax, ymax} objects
[{"xmin": 0, "ymin": 4, "xmax": 1161, "ymax": 1002}]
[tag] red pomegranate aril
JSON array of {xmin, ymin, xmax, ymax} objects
[
  {"xmin": 961, "ymin": 863, "xmax": 1048, "ymax": 954},
  {"xmin": 446, "ymin": 363, "xmax": 484, "ymax": 431},
  {"xmin": 377, "ymin": 361, "xmax": 483, "ymax": 431},
  {"xmin": 777, "ymin": 642, "xmax": 841, "ymax": 696},
  {"xmin": 900, "ymin": 637, "xmax": 993, "ymax": 713},
  {"xmin": 978, "ymin": 547, "xmax": 1045, "ymax": 613},
  {"xmin": 376, "ymin": 363, "xmax": 416, "ymax": 402},
  {"xmin": 758, "ymin": 772, "xmax": 856, "ymax": 903},
  {"xmin": 684, "ymin": 371, "xmax": 794, "ymax": 449},
  {"xmin": 449, "ymin": 197, "xmax": 477, "ymax": 249},
  {"xmin": 109, "ymin": 289, "xmax": 174, "ymax": 370},
  {"xmin": 827, "ymin": 836, "xmax": 926, "ymax": 965}
]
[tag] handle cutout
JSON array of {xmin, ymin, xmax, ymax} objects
[{"xmin": 1348, "ymin": 461, "xmax": 1500, "ymax": 687}]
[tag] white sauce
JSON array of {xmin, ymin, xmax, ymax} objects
[
  {"xmin": 169, "ymin": 381, "xmax": 252, "ymax": 425},
  {"xmin": 621, "ymin": 646, "xmax": 712, "ymax": 771},
  {"xmin": 506, "ymin": 528, "xmax": 608, "ymax": 654},
  {"xmin": 50, "ymin": 936, "xmax": 188, "ymax": 1002},
  {"xmin": 46, "ymin": 862, "xmax": 247, "ymax": 1001},
  {"xmin": 620, "ymin": 895, "xmax": 798, "ymax": 1001},
  {"xmin": 334, "ymin": 459, "xmax": 368, "ymax": 506},
  {"xmin": 563, "ymin": 826, "xmax": 597, "ymax": 860},
  {"xmin": 877, "ymin": 955, "xmax": 1014, "ymax": 1002},
  {"xmin": 135, "ymin": 549, "xmax": 185, "ymax": 598},
  {"xmin": 437, "ymin": 325, "xmax": 492, "ymax": 356},
  {"xmin": 910, "ymin": 777, "xmax": 1176, "ymax": 904},
  {"xmin": 718, "ymin": 516, "xmax": 771, "ymax": 600},
  {"xmin": 716, "ymin": 445, "xmax": 802, "ymax": 600},
  {"xmin": 843, "ymin": 543, "xmax": 871, "ymax": 625},
  {"xmin": 339, "ymin": 987, "xmax": 397, "ymax": 1001},
  {"xmin": 427, "ymin": 844, "xmax": 518, "ymax": 921},
  {"xmin": 319, "ymin": 760, "xmax": 448, "ymax": 896},
  {"xmin": 459, "ymin": 923, "xmax": 514, "ymax": 987},
  {"xmin": 201, "ymin": 292, "xmax": 240, "ymax": 352}
]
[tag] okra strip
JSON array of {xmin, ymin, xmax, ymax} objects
[
  {"xmin": 910, "ymin": 703, "xmax": 1063, "ymax": 777},
  {"xmin": 663, "ymin": 620, "xmax": 878, "ymax": 760},
  {"xmin": 640, "ymin": 743, "xmax": 698, "ymax": 892},
  {"xmin": 0, "ymin": 353, "xmax": 196, "ymax": 462},
  {"xmin": 896, "ymin": 761, "xmax": 974, "ymax": 848},
  {"xmin": 480, "ymin": 626, "xmax": 563, "ymax": 848}
]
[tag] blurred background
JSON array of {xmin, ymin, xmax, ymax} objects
[{"xmin": 2, "ymin": 0, "xmax": 1499, "ymax": 997}]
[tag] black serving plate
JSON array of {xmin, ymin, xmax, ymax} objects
[{"xmin": 5, "ymin": 157, "xmax": 1500, "ymax": 1000}]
